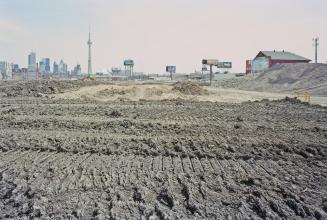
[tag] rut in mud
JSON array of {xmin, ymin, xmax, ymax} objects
[{"xmin": 0, "ymin": 96, "xmax": 326, "ymax": 219}]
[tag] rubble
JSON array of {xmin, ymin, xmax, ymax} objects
[{"xmin": 172, "ymin": 81, "xmax": 208, "ymax": 95}]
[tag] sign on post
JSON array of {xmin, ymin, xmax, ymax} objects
[
  {"xmin": 166, "ymin": 66, "xmax": 176, "ymax": 73},
  {"xmin": 202, "ymin": 59, "xmax": 219, "ymax": 66},
  {"xmin": 166, "ymin": 66, "xmax": 176, "ymax": 80},
  {"xmin": 217, "ymin": 62, "xmax": 232, "ymax": 68}
]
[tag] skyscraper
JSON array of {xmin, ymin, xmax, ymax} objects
[
  {"xmin": 39, "ymin": 61, "xmax": 45, "ymax": 73},
  {"xmin": 58, "ymin": 60, "xmax": 68, "ymax": 78},
  {"xmin": 59, "ymin": 60, "xmax": 65, "ymax": 74},
  {"xmin": 87, "ymin": 31, "xmax": 92, "ymax": 76},
  {"xmin": 12, "ymin": 64, "xmax": 20, "ymax": 73},
  {"xmin": 43, "ymin": 58, "xmax": 51, "ymax": 73},
  {"xmin": 72, "ymin": 64, "xmax": 82, "ymax": 76},
  {"xmin": 0, "ymin": 61, "xmax": 13, "ymax": 80},
  {"xmin": 28, "ymin": 52, "xmax": 37, "ymax": 72},
  {"xmin": 39, "ymin": 58, "xmax": 51, "ymax": 79},
  {"xmin": 53, "ymin": 62, "xmax": 59, "ymax": 74}
]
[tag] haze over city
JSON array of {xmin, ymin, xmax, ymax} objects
[{"xmin": 0, "ymin": 0, "xmax": 326, "ymax": 73}]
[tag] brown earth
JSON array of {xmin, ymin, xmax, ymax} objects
[
  {"xmin": 0, "ymin": 80, "xmax": 104, "ymax": 97},
  {"xmin": 172, "ymin": 81, "xmax": 208, "ymax": 95},
  {"xmin": 0, "ymin": 81, "xmax": 326, "ymax": 219}
]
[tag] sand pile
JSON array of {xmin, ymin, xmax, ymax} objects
[
  {"xmin": 97, "ymin": 88, "xmax": 128, "ymax": 96},
  {"xmin": 172, "ymin": 81, "xmax": 208, "ymax": 95}
]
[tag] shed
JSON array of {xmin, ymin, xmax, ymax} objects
[{"xmin": 252, "ymin": 51, "xmax": 311, "ymax": 73}]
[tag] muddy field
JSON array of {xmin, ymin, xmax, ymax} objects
[{"xmin": 0, "ymin": 81, "xmax": 327, "ymax": 219}]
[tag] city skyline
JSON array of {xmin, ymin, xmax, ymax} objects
[{"xmin": 0, "ymin": 0, "xmax": 326, "ymax": 73}]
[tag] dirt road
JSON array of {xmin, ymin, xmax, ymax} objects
[{"xmin": 0, "ymin": 92, "xmax": 326, "ymax": 219}]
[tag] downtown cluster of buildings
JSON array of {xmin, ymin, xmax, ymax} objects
[
  {"xmin": 0, "ymin": 52, "xmax": 82, "ymax": 80},
  {"xmin": 1, "ymin": 31, "xmax": 321, "ymax": 81},
  {"xmin": 0, "ymin": 32, "xmax": 91, "ymax": 81}
]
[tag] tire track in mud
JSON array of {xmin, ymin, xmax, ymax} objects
[
  {"xmin": 0, "ymin": 150, "xmax": 35, "ymax": 172},
  {"xmin": 1, "ymin": 153, "xmax": 326, "ymax": 218},
  {"xmin": 0, "ymin": 97, "xmax": 326, "ymax": 219}
]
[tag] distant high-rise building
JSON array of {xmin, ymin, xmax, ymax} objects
[
  {"xmin": 53, "ymin": 62, "xmax": 59, "ymax": 74},
  {"xmin": 39, "ymin": 58, "xmax": 51, "ymax": 78},
  {"xmin": 59, "ymin": 60, "xmax": 64, "ymax": 73},
  {"xmin": 28, "ymin": 52, "xmax": 37, "ymax": 72},
  {"xmin": 39, "ymin": 61, "xmax": 45, "ymax": 73},
  {"xmin": 12, "ymin": 64, "xmax": 20, "ymax": 73},
  {"xmin": 87, "ymin": 31, "xmax": 93, "ymax": 76},
  {"xmin": 58, "ymin": 60, "xmax": 68, "ymax": 78},
  {"xmin": 73, "ymin": 64, "xmax": 82, "ymax": 76},
  {"xmin": 0, "ymin": 61, "xmax": 13, "ymax": 80},
  {"xmin": 43, "ymin": 58, "xmax": 51, "ymax": 73},
  {"xmin": 64, "ymin": 64, "xmax": 68, "ymax": 75},
  {"xmin": 11, "ymin": 64, "xmax": 22, "ymax": 80}
]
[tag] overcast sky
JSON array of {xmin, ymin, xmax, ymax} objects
[{"xmin": 0, "ymin": 0, "xmax": 326, "ymax": 74}]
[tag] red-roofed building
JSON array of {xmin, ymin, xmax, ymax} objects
[{"xmin": 250, "ymin": 51, "xmax": 311, "ymax": 74}]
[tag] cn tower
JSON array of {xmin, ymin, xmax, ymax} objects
[{"xmin": 87, "ymin": 31, "xmax": 93, "ymax": 76}]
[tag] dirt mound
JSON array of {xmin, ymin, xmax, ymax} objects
[
  {"xmin": 215, "ymin": 77, "xmax": 252, "ymax": 89},
  {"xmin": 0, "ymin": 80, "xmax": 101, "ymax": 97},
  {"xmin": 97, "ymin": 88, "xmax": 128, "ymax": 96},
  {"xmin": 145, "ymin": 87, "xmax": 165, "ymax": 96},
  {"xmin": 254, "ymin": 63, "xmax": 327, "ymax": 95},
  {"xmin": 172, "ymin": 81, "xmax": 208, "ymax": 95},
  {"xmin": 216, "ymin": 63, "xmax": 327, "ymax": 96}
]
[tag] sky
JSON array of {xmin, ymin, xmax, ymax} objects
[{"xmin": 0, "ymin": 0, "xmax": 326, "ymax": 74}]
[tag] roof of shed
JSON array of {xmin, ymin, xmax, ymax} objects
[{"xmin": 256, "ymin": 51, "xmax": 311, "ymax": 61}]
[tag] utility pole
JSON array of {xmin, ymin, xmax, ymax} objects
[
  {"xmin": 210, "ymin": 64, "xmax": 213, "ymax": 86},
  {"xmin": 313, "ymin": 37, "xmax": 319, "ymax": 63},
  {"xmin": 36, "ymin": 63, "xmax": 39, "ymax": 80}
]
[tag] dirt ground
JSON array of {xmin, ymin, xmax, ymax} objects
[
  {"xmin": 0, "ymin": 81, "xmax": 327, "ymax": 219},
  {"xmin": 54, "ymin": 83, "xmax": 327, "ymax": 106}
]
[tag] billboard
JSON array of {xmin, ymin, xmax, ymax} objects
[
  {"xmin": 217, "ymin": 62, "xmax": 232, "ymax": 68},
  {"xmin": 124, "ymin": 59, "xmax": 134, "ymax": 66},
  {"xmin": 166, "ymin": 66, "xmax": 176, "ymax": 73},
  {"xmin": 202, "ymin": 59, "xmax": 219, "ymax": 66},
  {"xmin": 202, "ymin": 66, "xmax": 208, "ymax": 71}
]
